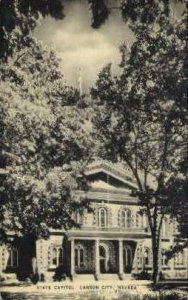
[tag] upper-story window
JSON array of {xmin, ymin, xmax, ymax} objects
[
  {"xmin": 7, "ymin": 247, "xmax": 19, "ymax": 268},
  {"xmin": 121, "ymin": 209, "xmax": 131, "ymax": 228},
  {"xmin": 161, "ymin": 217, "xmax": 169, "ymax": 237},
  {"xmin": 174, "ymin": 251, "xmax": 185, "ymax": 267},
  {"xmin": 75, "ymin": 212, "xmax": 83, "ymax": 226},
  {"xmin": 143, "ymin": 247, "xmax": 152, "ymax": 267},
  {"xmin": 98, "ymin": 208, "xmax": 107, "ymax": 227},
  {"xmin": 136, "ymin": 212, "xmax": 143, "ymax": 228},
  {"xmin": 161, "ymin": 249, "xmax": 168, "ymax": 266}
]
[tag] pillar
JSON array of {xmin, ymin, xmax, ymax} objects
[
  {"xmin": 70, "ymin": 239, "xmax": 75, "ymax": 280},
  {"xmin": 119, "ymin": 239, "xmax": 123, "ymax": 279},
  {"xmin": 0, "ymin": 245, "xmax": 3, "ymax": 273},
  {"xmin": 143, "ymin": 214, "xmax": 147, "ymax": 229},
  {"xmin": 95, "ymin": 239, "xmax": 99, "ymax": 280}
]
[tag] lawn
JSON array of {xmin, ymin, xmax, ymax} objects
[{"xmin": 1, "ymin": 291, "xmax": 187, "ymax": 300}]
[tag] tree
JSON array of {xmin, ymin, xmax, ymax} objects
[
  {"xmin": 1, "ymin": 0, "xmax": 186, "ymax": 58},
  {"xmin": 166, "ymin": 141, "xmax": 188, "ymax": 241},
  {"xmin": 0, "ymin": 33, "xmax": 93, "ymax": 242},
  {"xmin": 91, "ymin": 9, "xmax": 187, "ymax": 284},
  {"xmin": 0, "ymin": 0, "xmax": 64, "ymax": 58}
]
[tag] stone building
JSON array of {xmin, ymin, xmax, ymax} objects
[{"xmin": 0, "ymin": 160, "xmax": 188, "ymax": 281}]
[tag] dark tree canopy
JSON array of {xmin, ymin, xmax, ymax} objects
[
  {"xmin": 0, "ymin": 0, "xmax": 187, "ymax": 59},
  {"xmin": 0, "ymin": 0, "xmax": 64, "ymax": 58}
]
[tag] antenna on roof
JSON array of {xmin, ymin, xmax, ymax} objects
[
  {"xmin": 78, "ymin": 67, "xmax": 82, "ymax": 97},
  {"xmin": 107, "ymin": 173, "xmax": 109, "ymax": 203}
]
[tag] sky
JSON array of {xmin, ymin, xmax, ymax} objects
[{"xmin": 34, "ymin": 0, "xmax": 134, "ymax": 93}]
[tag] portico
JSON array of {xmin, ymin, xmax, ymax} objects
[{"xmin": 69, "ymin": 235, "xmax": 138, "ymax": 280}]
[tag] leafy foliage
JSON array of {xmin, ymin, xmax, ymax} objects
[
  {"xmin": 0, "ymin": 33, "xmax": 93, "ymax": 239},
  {"xmin": 1, "ymin": 1, "xmax": 186, "ymax": 59},
  {"xmin": 0, "ymin": 0, "xmax": 64, "ymax": 58},
  {"xmin": 88, "ymin": 0, "xmax": 109, "ymax": 28},
  {"xmin": 91, "ymin": 5, "xmax": 187, "ymax": 283}
]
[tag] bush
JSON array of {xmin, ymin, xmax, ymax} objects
[
  {"xmin": 119, "ymin": 291, "xmax": 187, "ymax": 300},
  {"xmin": 143, "ymin": 292, "xmax": 187, "ymax": 300},
  {"xmin": 53, "ymin": 265, "xmax": 66, "ymax": 281},
  {"xmin": 134, "ymin": 271, "xmax": 151, "ymax": 280},
  {"xmin": 30, "ymin": 273, "xmax": 39, "ymax": 284}
]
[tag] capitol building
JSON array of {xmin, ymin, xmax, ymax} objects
[{"xmin": 0, "ymin": 160, "xmax": 188, "ymax": 281}]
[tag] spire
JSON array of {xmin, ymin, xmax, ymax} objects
[{"xmin": 78, "ymin": 68, "xmax": 82, "ymax": 96}]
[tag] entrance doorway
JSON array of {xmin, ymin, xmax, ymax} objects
[
  {"xmin": 99, "ymin": 244, "xmax": 109, "ymax": 273},
  {"xmin": 123, "ymin": 245, "xmax": 133, "ymax": 273}
]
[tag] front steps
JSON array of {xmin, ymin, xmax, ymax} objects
[
  {"xmin": 98, "ymin": 274, "xmax": 120, "ymax": 281},
  {"xmin": 71, "ymin": 273, "xmax": 134, "ymax": 281}
]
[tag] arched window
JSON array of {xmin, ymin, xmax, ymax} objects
[
  {"xmin": 98, "ymin": 208, "xmax": 107, "ymax": 227},
  {"xmin": 174, "ymin": 251, "xmax": 185, "ymax": 267},
  {"xmin": 143, "ymin": 248, "xmax": 151, "ymax": 266},
  {"xmin": 136, "ymin": 212, "xmax": 143, "ymax": 228},
  {"xmin": 162, "ymin": 217, "xmax": 169, "ymax": 237},
  {"xmin": 48, "ymin": 246, "xmax": 63, "ymax": 268},
  {"xmin": 75, "ymin": 245, "xmax": 84, "ymax": 268},
  {"xmin": 52, "ymin": 248, "xmax": 58, "ymax": 266},
  {"xmin": 161, "ymin": 249, "xmax": 168, "ymax": 266},
  {"xmin": 75, "ymin": 212, "xmax": 83, "ymax": 225},
  {"xmin": 7, "ymin": 247, "xmax": 19, "ymax": 268},
  {"xmin": 121, "ymin": 209, "xmax": 131, "ymax": 228},
  {"xmin": 124, "ymin": 246, "xmax": 132, "ymax": 267}
]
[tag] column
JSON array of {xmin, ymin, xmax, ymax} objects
[
  {"xmin": 186, "ymin": 246, "xmax": 188, "ymax": 280},
  {"xmin": 0, "ymin": 245, "xmax": 3, "ymax": 273},
  {"xmin": 70, "ymin": 239, "xmax": 75, "ymax": 280},
  {"xmin": 119, "ymin": 239, "xmax": 123, "ymax": 279},
  {"xmin": 95, "ymin": 239, "xmax": 99, "ymax": 280},
  {"xmin": 143, "ymin": 214, "xmax": 147, "ymax": 229},
  {"xmin": 134, "ymin": 242, "xmax": 138, "ymax": 274}
]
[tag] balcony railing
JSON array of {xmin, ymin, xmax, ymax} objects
[
  {"xmin": 75, "ymin": 190, "xmax": 138, "ymax": 203},
  {"xmin": 71, "ymin": 225, "xmax": 150, "ymax": 233}
]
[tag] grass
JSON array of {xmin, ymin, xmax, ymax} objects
[{"xmin": 84, "ymin": 291, "xmax": 188, "ymax": 300}]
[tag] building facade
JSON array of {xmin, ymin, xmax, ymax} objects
[{"xmin": 0, "ymin": 161, "xmax": 188, "ymax": 281}]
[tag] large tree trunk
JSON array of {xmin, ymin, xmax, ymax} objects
[
  {"xmin": 17, "ymin": 234, "xmax": 37, "ymax": 281},
  {"xmin": 151, "ymin": 231, "xmax": 160, "ymax": 285},
  {"xmin": 152, "ymin": 247, "xmax": 159, "ymax": 285}
]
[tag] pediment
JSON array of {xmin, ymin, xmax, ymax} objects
[{"xmin": 85, "ymin": 160, "xmax": 138, "ymax": 191}]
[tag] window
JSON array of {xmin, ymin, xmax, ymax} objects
[
  {"xmin": 7, "ymin": 247, "xmax": 19, "ymax": 268},
  {"xmin": 136, "ymin": 212, "xmax": 143, "ymax": 228},
  {"xmin": 48, "ymin": 246, "xmax": 63, "ymax": 268},
  {"xmin": 162, "ymin": 217, "xmax": 169, "ymax": 237},
  {"xmin": 124, "ymin": 246, "xmax": 132, "ymax": 267},
  {"xmin": 75, "ymin": 212, "xmax": 83, "ymax": 225},
  {"xmin": 52, "ymin": 248, "xmax": 58, "ymax": 266},
  {"xmin": 98, "ymin": 208, "xmax": 107, "ymax": 227},
  {"xmin": 174, "ymin": 251, "xmax": 185, "ymax": 267},
  {"xmin": 161, "ymin": 249, "xmax": 168, "ymax": 266},
  {"xmin": 121, "ymin": 209, "xmax": 131, "ymax": 228},
  {"xmin": 143, "ymin": 248, "xmax": 151, "ymax": 266},
  {"xmin": 75, "ymin": 245, "xmax": 84, "ymax": 268}
]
